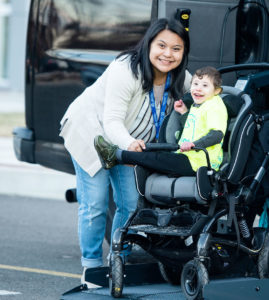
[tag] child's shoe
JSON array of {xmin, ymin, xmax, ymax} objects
[{"xmin": 94, "ymin": 135, "xmax": 118, "ymax": 169}]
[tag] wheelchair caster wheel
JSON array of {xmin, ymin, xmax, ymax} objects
[
  {"xmin": 181, "ymin": 259, "xmax": 209, "ymax": 300},
  {"xmin": 158, "ymin": 262, "xmax": 181, "ymax": 285},
  {"xmin": 109, "ymin": 254, "xmax": 124, "ymax": 298}
]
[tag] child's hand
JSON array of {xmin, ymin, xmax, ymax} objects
[
  {"xmin": 180, "ymin": 141, "xmax": 195, "ymax": 152},
  {"xmin": 174, "ymin": 99, "xmax": 188, "ymax": 115}
]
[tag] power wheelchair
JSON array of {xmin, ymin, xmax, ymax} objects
[{"xmin": 108, "ymin": 64, "xmax": 269, "ymax": 300}]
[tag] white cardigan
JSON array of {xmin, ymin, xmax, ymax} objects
[{"xmin": 60, "ymin": 57, "xmax": 191, "ymax": 176}]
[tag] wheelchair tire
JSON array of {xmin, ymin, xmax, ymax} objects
[
  {"xmin": 181, "ymin": 260, "xmax": 209, "ymax": 300},
  {"xmin": 158, "ymin": 262, "xmax": 181, "ymax": 285},
  {"xmin": 258, "ymin": 232, "xmax": 269, "ymax": 278},
  {"xmin": 109, "ymin": 254, "xmax": 124, "ymax": 298}
]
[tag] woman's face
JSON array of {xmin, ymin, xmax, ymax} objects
[{"xmin": 149, "ymin": 29, "xmax": 184, "ymax": 78}]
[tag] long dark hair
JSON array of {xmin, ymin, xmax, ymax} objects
[{"xmin": 117, "ymin": 18, "xmax": 190, "ymax": 99}]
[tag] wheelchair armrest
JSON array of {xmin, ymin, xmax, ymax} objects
[
  {"xmin": 144, "ymin": 143, "xmax": 179, "ymax": 152},
  {"xmin": 192, "ymin": 147, "xmax": 213, "ymax": 174}
]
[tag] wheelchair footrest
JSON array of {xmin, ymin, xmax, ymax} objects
[{"xmin": 128, "ymin": 224, "xmax": 192, "ymax": 236}]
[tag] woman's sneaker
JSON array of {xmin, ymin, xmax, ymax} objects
[
  {"xmin": 94, "ymin": 136, "xmax": 118, "ymax": 169},
  {"xmin": 81, "ymin": 267, "xmax": 102, "ymax": 289}
]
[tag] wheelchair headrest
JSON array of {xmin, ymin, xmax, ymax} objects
[
  {"xmin": 221, "ymin": 86, "xmax": 246, "ymax": 119},
  {"xmin": 222, "ymin": 94, "xmax": 243, "ymax": 118}
]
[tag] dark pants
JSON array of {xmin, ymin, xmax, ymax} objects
[{"xmin": 121, "ymin": 150, "xmax": 195, "ymax": 177}]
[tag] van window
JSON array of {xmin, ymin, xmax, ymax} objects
[{"xmin": 39, "ymin": 0, "xmax": 152, "ymax": 51}]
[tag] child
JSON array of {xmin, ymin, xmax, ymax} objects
[{"xmin": 94, "ymin": 66, "xmax": 228, "ymax": 176}]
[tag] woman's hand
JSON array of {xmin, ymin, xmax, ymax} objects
[
  {"xmin": 174, "ymin": 99, "xmax": 188, "ymax": 115},
  {"xmin": 128, "ymin": 139, "xmax": 146, "ymax": 152},
  {"xmin": 180, "ymin": 141, "xmax": 195, "ymax": 152}
]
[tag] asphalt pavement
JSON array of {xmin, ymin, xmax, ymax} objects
[
  {"xmin": 0, "ymin": 89, "xmax": 98, "ymax": 298},
  {"xmin": 0, "ymin": 89, "xmax": 76, "ymax": 201},
  {"xmin": 0, "ymin": 193, "xmax": 82, "ymax": 299}
]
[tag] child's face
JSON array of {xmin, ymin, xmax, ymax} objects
[{"xmin": 190, "ymin": 75, "xmax": 221, "ymax": 105}]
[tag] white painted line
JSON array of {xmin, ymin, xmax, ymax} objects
[
  {"xmin": 0, "ymin": 264, "xmax": 100, "ymax": 289},
  {"xmin": 0, "ymin": 290, "xmax": 21, "ymax": 295},
  {"xmin": 0, "ymin": 264, "xmax": 80, "ymax": 279}
]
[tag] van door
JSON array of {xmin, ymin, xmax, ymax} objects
[{"xmin": 160, "ymin": 0, "xmax": 238, "ymax": 84}]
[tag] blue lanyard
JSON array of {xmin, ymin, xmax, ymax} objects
[{"xmin": 149, "ymin": 72, "xmax": 171, "ymax": 139}]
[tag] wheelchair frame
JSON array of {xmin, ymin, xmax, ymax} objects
[{"xmin": 108, "ymin": 64, "xmax": 269, "ymax": 300}]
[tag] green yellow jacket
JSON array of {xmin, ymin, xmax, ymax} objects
[{"xmin": 177, "ymin": 95, "xmax": 228, "ymax": 171}]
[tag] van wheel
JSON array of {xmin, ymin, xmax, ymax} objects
[
  {"xmin": 258, "ymin": 232, "xmax": 269, "ymax": 278},
  {"xmin": 158, "ymin": 262, "xmax": 181, "ymax": 285},
  {"xmin": 181, "ymin": 260, "xmax": 209, "ymax": 300},
  {"xmin": 109, "ymin": 254, "xmax": 124, "ymax": 298}
]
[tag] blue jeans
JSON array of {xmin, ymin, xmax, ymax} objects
[{"xmin": 72, "ymin": 158, "xmax": 139, "ymax": 268}]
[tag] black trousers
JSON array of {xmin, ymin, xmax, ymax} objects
[{"xmin": 121, "ymin": 148, "xmax": 195, "ymax": 177}]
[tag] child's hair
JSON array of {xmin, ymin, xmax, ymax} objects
[{"xmin": 194, "ymin": 66, "xmax": 222, "ymax": 89}]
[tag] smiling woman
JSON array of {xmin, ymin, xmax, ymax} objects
[
  {"xmin": 59, "ymin": 18, "xmax": 191, "ymax": 286},
  {"xmin": 149, "ymin": 29, "xmax": 185, "ymax": 84}
]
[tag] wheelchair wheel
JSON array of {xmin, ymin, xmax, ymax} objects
[
  {"xmin": 181, "ymin": 260, "xmax": 209, "ymax": 300},
  {"xmin": 109, "ymin": 254, "xmax": 124, "ymax": 298},
  {"xmin": 258, "ymin": 232, "xmax": 269, "ymax": 278},
  {"xmin": 158, "ymin": 262, "xmax": 181, "ymax": 285}
]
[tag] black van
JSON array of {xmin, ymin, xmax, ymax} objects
[{"xmin": 13, "ymin": 0, "xmax": 269, "ymax": 238}]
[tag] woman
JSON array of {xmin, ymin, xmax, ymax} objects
[{"xmin": 59, "ymin": 17, "xmax": 191, "ymax": 285}]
